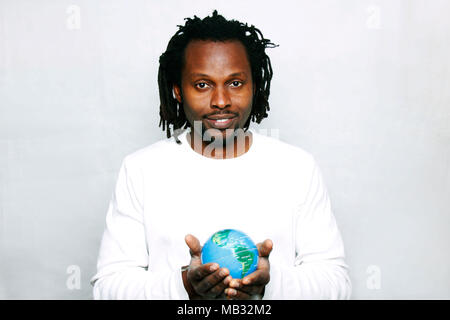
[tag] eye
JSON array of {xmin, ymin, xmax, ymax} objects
[
  {"xmin": 195, "ymin": 82, "xmax": 209, "ymax": 89},
  {"xmin": 230, "ymin": 81, "xmax": 242, "ymax": 88}
]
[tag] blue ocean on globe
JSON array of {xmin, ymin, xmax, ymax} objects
[{"xmin": 201, "ymin": 229, "xmax": 259, "ymax": 279}]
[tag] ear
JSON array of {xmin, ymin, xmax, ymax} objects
[{"xmin": 173, "ymin": 84, "xmax": 182, "ymax": 103}]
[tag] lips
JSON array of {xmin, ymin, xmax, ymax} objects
[
  {"xmin": 206, "ymin": 114, "xmax": 237, "ymax": 120},
  {"xmin": 205, "ymin": 115, "xmax": 237, "ymax": 129}
]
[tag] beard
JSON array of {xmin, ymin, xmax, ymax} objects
[{"xmin": 189, "ymin": 119, "xmax": 251, "ymax": 158}]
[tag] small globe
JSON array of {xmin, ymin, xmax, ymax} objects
[{"xmin": 201, "ymin": 229, "xmax": 258, "ymax": 279}]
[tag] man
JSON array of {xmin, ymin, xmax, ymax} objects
[{"xmin": 91, "ymin": 10, "xmax": 351, "ymax": 300}]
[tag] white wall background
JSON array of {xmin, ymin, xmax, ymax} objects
[{"xmin": 0, "ymin": 0, "xmax": 449, "ymax": 299}]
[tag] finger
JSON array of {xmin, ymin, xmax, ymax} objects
[
  {"xmin": 228, "ymin": 279, "xmax": 242, "ymax": 290},
  {"xmin": 233, "ymin": 287, "xmax": 264, "ymax": 298},
  {"xmin": 228, "ymin": 279, "xmax": 263, "ymax": 297},
  {"xmin": 256, "ymin": 255, "xmax": 270, "ymax": 270},
  {"xmin": 225, "ymin": 288, "xmax": 252, "ymax": 300},
  {"xmin": 228, "ymin": 278, "xmax": 259, "ymax": 292},
  {"xmin": 241, "ymin": 269, "xmax": 270, "ymax": 287},
  {"xmin": 195, "ymin": 267, "xmax": 230, "ymax": 296},
  {"xmin": 223, "ymin": 275, "xmax": 232, "ymax": 287},
  {"xmin": 185, "ymin": 234, "xmax": 202, "ymax": 257},
  {"xmin": 189, "ymin": 263, "xmax": 219, "ymax": 281},
  {"xmin": 235, "ymin": 284, "xmax": 264, "ymax": 295},
  {"xmin": 256, "ymin": 239, "xmax": 273, "ymax": 257},
  {"xmin": 203, "ymin": 269, "xmax": 232, "ymax": 298},
  {"xmin": 216, "ymin": 276, "xmax": 232, "ymax": 300}
]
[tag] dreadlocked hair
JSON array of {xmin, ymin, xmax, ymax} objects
[{"xmin": 158, "ymin": 10, "xmax": 278, "ymax": 139}]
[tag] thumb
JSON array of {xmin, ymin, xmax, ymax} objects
[
  {"xmin": 257, "ymin": 239, "xmax": 273, "ymax": 258},
  {"xmin": 185, "ymin": 234, "xmax": 202, "ymax": 258}
]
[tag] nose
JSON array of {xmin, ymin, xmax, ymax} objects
[{"xmin": 211, "ymin": 86, "xmax": 231, "ymax": 109}]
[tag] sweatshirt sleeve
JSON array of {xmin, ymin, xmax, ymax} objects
[
  {"xmin": 90, "ymin": 156, "xmax": 188, "ymax": 300},
  {"xmin": 263, "ymin": 158, "xmax": 352, "ymax": 300}
]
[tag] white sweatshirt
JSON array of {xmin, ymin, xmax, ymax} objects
[{"xmin": 90, "ymin": 128, "xmax": 352, "ymax": 300}]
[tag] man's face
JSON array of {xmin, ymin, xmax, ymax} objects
[{"xmin": 173, "ymin": 39, "xmax": 254, "ymax": 145}]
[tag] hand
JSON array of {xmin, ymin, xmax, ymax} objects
[
  {"xmin": 224, "ymin": 239, "xmax": 273, "ymax": 300},
  {"xmin": 182, "ymin": 234, "xmax": 232, "ymax": 299}
]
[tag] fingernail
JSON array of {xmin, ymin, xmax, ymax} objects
[
  {"xmin": 219, "ymin": 269, "xmax": 228, "ymax": 277},
  {"xmin": 229, "ymin": 289, "xmax": 236, "ymax": 296},
  {"xmin": 230, "ymin": 280, "xmax": 239, "ymax": 288},
  {"xmin": 243, "ymin": 278, "xmax": 250, "ymax": 285},
  {"xmin": 210, "ymin": 264, "xmax": 219, "ymax": 271}
]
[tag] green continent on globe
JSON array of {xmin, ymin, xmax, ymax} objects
[
  {"xmin": 212, "ymin": 230, "xmax": 231, "ymax": 247},
  {"xmin": 234, "ymin": 245, "xmax": 256, "ymax": 278}
]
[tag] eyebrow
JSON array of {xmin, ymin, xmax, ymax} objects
[{"xmin": 189, "ymin": 72, "xmax": 247, "ymax": 79}]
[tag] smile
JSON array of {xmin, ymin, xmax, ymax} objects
[{"xmin": 205, "ymin": 117, "xmax": 236, "ymax": 129}]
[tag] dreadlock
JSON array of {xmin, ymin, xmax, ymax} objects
[{"xmin": 158, "ymin": 10, "xmax": 278, "ymax": 139}]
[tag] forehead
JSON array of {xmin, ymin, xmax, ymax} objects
[{"xmin": 182, "ymin": 39, "xmax": 251, "ymax": 76}]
